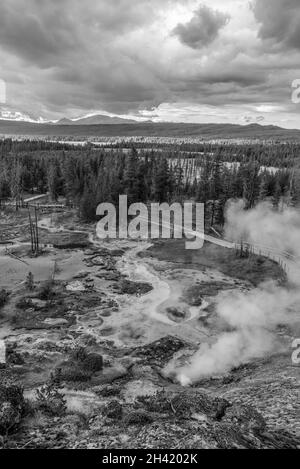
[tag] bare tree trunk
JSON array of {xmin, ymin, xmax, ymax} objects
[
  {"xmin": 28, "ymin": 209, "xmax": 34, "ymax": 253},
  {"xmin": 34, "ymin": 207, "xmax": 39, "ymax": 253}
]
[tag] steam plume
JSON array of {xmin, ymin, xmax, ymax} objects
[
  {"xmin": 225, "ymin": 200, "xmax": 300, "ymax": 269},
  {"xmin": 169, "ymin": 200, "xmax": 300, "ymax": 385}
]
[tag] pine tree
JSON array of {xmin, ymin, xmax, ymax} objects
[
  {"xmin": 10, "ymin": 158, "xmax": 23, "ymax": 210},
  {"xmin": 124, "ymin": 147, "xmax": 139, "ymax": 204},
  {"xmin": 289, "ymin": 171, "xmax": 300, "ymax": 207},
  {"xmin": 272, "ymin": 180, "xmax": 281, "ymax": 210},
  {"xmin": 197, "ymin": 157, "xmax": 211, "ymax": 202},
  {"xmin": 80, "ymin": 184, "xmax": 97, "ymax": 222},
  {"xmin": 25, "ymin": 272, "xmax": 35, "ymax": 291},
  {"xmin": 135, "ymin": 161, "xmax": 147, "ymax": 202},
  {"xmin": 242, "ymin": 161, "xmax": 260, "ymax": 209},
  {"xmin": 47, "ymin": 161, "xmax": 60, "ymax": 201},
  {"xmin": 258, "ymin": 177, "xmax": 269, "ymax": 202},
  {"xmin": 153, "ymin": 157, "xmax": 169, "ymax": 202}
]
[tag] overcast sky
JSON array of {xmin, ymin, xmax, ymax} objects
[{"xmin": 0, "ymin": 0, "xmax": 300, "ymax": 128}]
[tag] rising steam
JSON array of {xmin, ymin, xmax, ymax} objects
[
  {"xmin": 169, "ymin": 200, "xmax": 300, "ymax": 385},
  {"xmin": 225, "ymin": 199, "xmax": 300, "ymax": 265}
]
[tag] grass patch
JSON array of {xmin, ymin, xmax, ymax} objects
[{"xmin": 145, "ymin": 240, "xmax": 285, "ymax": 286}]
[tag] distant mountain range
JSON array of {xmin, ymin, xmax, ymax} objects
[
  {"xmin": 0, "ymin": 119, "xmax": 299, "ymax": 141},
  {"xmin": 56, "ymin": 114, "xmax": 141, "ymax": 125},
  {"xmin": 0, "ymin": 108, "xmax": 143, "ymax": 125}
]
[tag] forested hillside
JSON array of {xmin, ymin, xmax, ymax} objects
[{"xmin": 0, "ymin": 120, "xmax": 300, "ymax": 140}]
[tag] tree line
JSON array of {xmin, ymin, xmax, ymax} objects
[{"xmin": 0, "ymin": 139, "xmax": 299, "ymax": 227}]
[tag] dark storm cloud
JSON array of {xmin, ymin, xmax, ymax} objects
[
  {"xmin": 0, "ymin": 0, "xmax": 172, "ymax": 113},
  {"xmin": 0, "ymin": 0, "xmax": 299, "ymax": 125},
  {"xmin": 253, "ymin": 0, "xmax": 300, "ymax": 50},
  {"xmin": 0, "ymin": 0, "xmax": 165, "ymax": 67},
  {"xmin": 173, "ymin": 5, "xmax": 230, "ymax": 49},
  {"xmin": 0, "ymin": 0, "xmax": 81, "ymax": 66}
]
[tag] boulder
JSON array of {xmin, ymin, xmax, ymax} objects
[{"xmin": 132, "ymin": 336, "xmax": 188, "ymax": 366}]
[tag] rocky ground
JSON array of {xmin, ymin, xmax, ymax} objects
[{"xmin": 0, "ymin": 209, "xmax": 299, "ymax": 449}]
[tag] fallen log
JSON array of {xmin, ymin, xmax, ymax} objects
[{"xmin": 5, "ymin": 249, "xmax": 29, "ymax": 265}]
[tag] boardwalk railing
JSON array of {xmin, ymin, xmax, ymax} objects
[{"xmin": 233, "ymin": 241, "xmax": 299, "ymax": 275}]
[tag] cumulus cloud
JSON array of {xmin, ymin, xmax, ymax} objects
[
  {"xmin": 0, "ymin": 0, "xmax": 299, "ymax": 125},
  {"xmin": 173, "ymin": 5, "xmax": 230, "ymax": 49}
]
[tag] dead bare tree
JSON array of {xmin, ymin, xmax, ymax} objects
[{"xmin": 28, "ymin": 206, "xmax": 39, "ymax": 255}]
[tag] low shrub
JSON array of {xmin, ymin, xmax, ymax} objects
[
  {"xmin": 56, "ymin": 348, "xmax": 104, "ymax": 384},
  {"xmin": 25, "ymin": 272, "xmax": 35, "ymax": 291},
  {"xmin": 38, "ymin": 280, "xmax": 55, "ymax": 301},
  {"xmin": 35, "ymin": 371, "xmax": 67, "ymax": 416},
  {"xmin": 15, "ymin": 297, "xmax": 32, "ymax": 310},
  {"xmin": 123, "ymin": 410, "xmax": 153, "ymax": 426},
  {"xmin": 81, "ymin": 353, "xmax": 103, "ymax": 372},
  {"xmin": 0, "ymin": 380, "xmax": 25, "ymax": 435},
  {"xmin": 71, "ymin": 347, "xmax": 103, "ymax": 372},
  {"xmin": 59, "ymin": 364, "xmax": 92, "ymax": 383},
  {"xmin": 0, "ymin": 289, "xmax": 9, "ymax": 309}
]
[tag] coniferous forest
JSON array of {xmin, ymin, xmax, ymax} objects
[{"xmin": 0, "ymin": 139, "xmax": 298, "ymax": 226}]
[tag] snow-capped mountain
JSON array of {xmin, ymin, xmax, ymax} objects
[
  {"xmin": 0, "ymin": 108, "xmax": 143, "ymax": 125},
  {"xmin": 0, "ymin": 107, "xmax": 49, "ymax": 123},
  {"xmin": 56, "ymin": 114, "xmax": 140, "ymax": 125}
]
